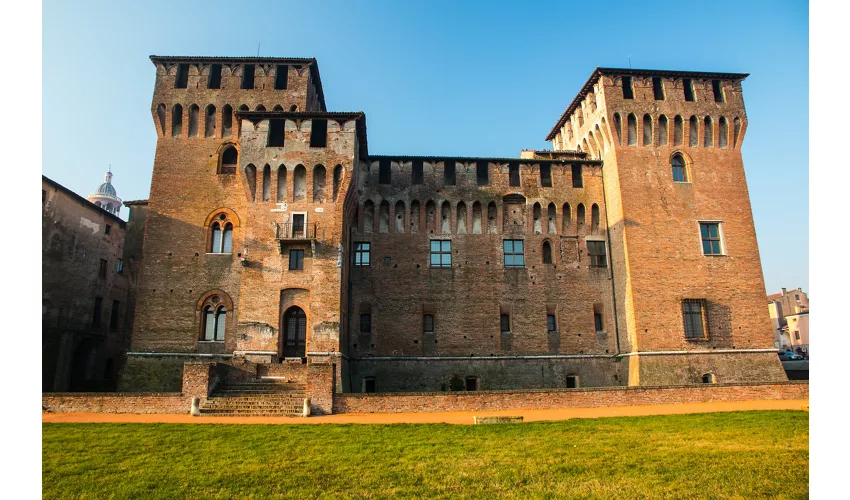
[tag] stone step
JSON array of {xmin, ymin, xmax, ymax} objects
[
  {"xmin": 211, "ymin": 391, "xmax": 306, "ymax": 397},
  {"xmin": 207, "ymin": 394, "xmax": 306, "ymax": 400},
  {"xmin": 199, "ymin": 409, "xmax": 305, "ymax": 417},
  {"xmin": 203, "ymin": 403, "xmax": 305, "ymax": 409}
]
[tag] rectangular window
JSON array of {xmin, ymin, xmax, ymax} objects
[
  {"xmin": 274, "ymin": 65, "xmax": 289, "ymax": 90},
  {"xmin": 430, "ymin": 240, "xmax": 452, "ymax": 268},
  {"xmin": 500, "ymin": 314, "xmax": 511, "ymax": 333},
  {"xmin": 310, "ymin": 119, "xmax": 327, "ymax": 147},
  {"xmin": 683, "ymin": 78, "xmax": 695, "ymax": 101},
  {"xmin": 465, "ymin": 377, "xmax": 479, "ymax": 391},
  {"xmin": 700, "ymin": 222, "xmax": 723, "ymax": 255},
  {"xmin": 268, "ymin": 119, "xmax": 285, "ymax": 147},
  {"xmin": 444, "ymin": 160, "xmax": 456, "ymax": 185},
  {"xmin": 547, "ymin": 314, "xmax": 556, "ymax": 332},
  {"xmin": 622, "ymin": 76, "xmax": 634, "ymax": 99},
  {"xmin": 104, "ymin": 224, "xmax": 111, "ymax": 235},
  {"xmin": 241, "ymin": 64, "xmax": 255, "ymax": 89},
  {"xmin": 682, "ymin": 299, "xmax": 708, "ymax": 339},
  {"xmin": 423, "ymin": 314, "xmax": 434, "ymax": 334},
  {"xmin": 411, "ymin": 160, "xmax": 424, "ymax": 184},
  {"xmin": 174, "ymin": 63, "xmax": 189, "ymax": 89},
  {"xmin": 109, "ymin": 300, "xmax": 120, "ymax": 330},
  {"xmin": 712, "ymin": 80, "xmax": 724, "ymax": 103},
  {"xmin": 503, "ymin": 240, "xmax": 525, "ymax": 268},
  {"xmin": 652, "ymin": 76, "xmax": 665, "ymax": 100},
  {"xmin": 98, "ymin": 259, "xmax": 107, "ymax": 279},
  {"xmin": 540, "ymin": 163, "xmax": 552, "ymax": 187},
  {"xmin": 360, "ymin": 314, "xmax": 371, "ymax": 334},
  {"xmin": 116, "ymin": 258, "xmax": 123, "ymax": 274},
  {"xmin": 672, "ymin": 163, "xmax": 686, "ymax": 182},
  {"xmin": 379, "ymin": 159, "xmax": 391, "ymax": 184},
  {"xmin": 587, "ymin": 241, "xmax": 607, "ymax": 268},
  {"xmin": 291, "ymin": 213, "xmax": 306, "ymax": 237},
  {"xmin": 289, "ymin": 249, "xmax": 304, "ymax": 270},
  {"xmin": 476, "ymin": 160, "xmax": 489, "ymax": 185},
  {"xmin": 594, "ymin": 312, "xmax": 604, "ymax": 332},
  {"xmin": 572, "ymin": 164, "xmax": 583, "ymax": 188},
  {"xmin": 353, "ymin": 242, "xmax": 371, "ymax": 266},
  {"xmin": 509, "ymin": 162, "xmax": 520, "ymax": 187},
  {"xmin": 364, "ymin": 377, "xmax": 376, "ymax": 393},
  {"xmin": 208, "ymin": 64, "xmax": 222, "ymax": 89},
  {"xmin": 794, "ymin": 331, "xmax": 800, "ymax": 340},
  {"xmin": 92, "ymin": 297, "xmax": 103, "ymax": 327}
]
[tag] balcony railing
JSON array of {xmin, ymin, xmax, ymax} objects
[{"xmin": 275, "ymin": 222, "xmax": 319, "ymax": 241}]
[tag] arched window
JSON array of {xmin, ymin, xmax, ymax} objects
[
  {"xmin": 293, "ymin": 165, "xmax": 306, "ymax": 200},
  {"xmin": 395, "ymin": 200, "xmax": 406, "ymax": 233},
  {"xmin": 208, "ymin": 212, "xmax": 235, "ymax": 253},
  {"xmin": 689, "ymin": 116, "xmax": 699, "ymax": 147},
  {"xmin": 674, "ymin": 115, "xmax": 684, "ymax": 146},
  {"xmin": 201, "ymin": 302, "xmax": 228, "ymax": 341},
  {"xmin": 642, "ymin": 114, "xmax": 652, "ymax": 146},
  {"xmin": 701, "ymin": 373, "xmax": 716, "ymax": 384},
  {"xmin": 262, "ymin": 165, "xmax": 271, "ymax": 201},
  {"xmin": 733, "ymin": 117, "xmax": 742, "ymax": 147},
  {"xmin": 289, "ymin": 105, "xmax": 297, "ymax": 112},
  {"xmin": 576, "ymin": 203, "xmax": 586, "ymax": 230},
  {"xmin": 613, "ymin": 113, "xmax": 622, "ymax": 145},
  {"xmin": 484, "ymin": 201, "xmax": 496, "ymax": 235},
  {"xmin": 379, "ymin": 200, "xmax": 390, "ymax": 233},
  {"xmin": 719, "ymin": 117, "xmax": 729, "ymax": 148},
  {"xmin": 704, "ymin": 116, "xmax": 713, "ymax": 147},
  {"xmin": 532, "ymin": 203, "xmax": 542, "ymax": 234},
  {"xmin": 238, "ymin": 104, "xmax": 249, "ymax": 112},
  {"xmin": 205, "ymin": 105, "xmax": 216, "ymax": 137},
  {"xmin": 333, "ymin": 165, "xmax": 343, "ymax": 202},
  {"xmin": 245, "ymin": 164, "xmax": 257, "ymax": 201},
  {"xmin": 627, "ymin": 113, "xmax": 637, "ymax": 145},
  {"xmin": 255, "ymin": 104, "xmax": 266, "ymax": 112},
  {"xmin": 188, "ymin": 104, "xmax": 199, "ymax": 137},
  {"xmin": 410, "ymin": 200, "xmax": 421, "ymax": 233},
  {"xmin": 440, "ymin": 201, "xmax": 451, "ymax": 234},
  {"xmin": 171, "ymin": 104, "xmax": 183, "ymax": 137},
  {"xmin": 671, "ymin": 153, "xmax": 688, "ymax": 182},
  {"xmin": 222, "ymin": 104, "xmax": 233, "ymax": 138},
  {"xmin": 456, "ymin": 202, "xmax": 467, "ymax": 234},
  {"xmin": 282, "ymin": 306, "xmax": 307, "ymax": 358},
  {"xmin": 156, "ymin": 104, "xmax": 166, "ymax": 135},
  {"xmin": 273, "ymin": 104, "xmax": 283, "ymax": 112},
  {"xmin": 313, "ymin": 165, "xmax": 326, "ymax": 202},
  {"xmin": 542, "ymin": 241, "xmax": 553, "ymax": 264},
  {"xmin": 425, "ymin": 200, "xmax": 436, "ymax": 233},
  {"xmin": 472, "ymin": 201, "xmax": 482, "ymax": 234},
  {"xmin": 219, "ymin": 145, "xmax": 238, "ymax": 174},
  {"xmin": 591, "ymin": 204, "xmax": 600, "ymax": 234},
  {"xmin": 548, "ymin": 203, "xmax": 557, "ymax": 234},
  {"xmin": 277, "ymin": 165, "xmax": 287, "ymax": 202},
  {"xmin": 562, "ymin": 203, "xmax": 571, "ymax": 233},
  {"xmin": 363, "ymin": 200, "xmax": 375, "ymax": 233},
  {"xmin": 658, "ymin": 115, "xmax": 668, "ymax": 146}
]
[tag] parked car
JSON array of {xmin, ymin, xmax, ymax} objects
[{"xmin": 789, "ymin": 353, "xmax": 804, "ymax": 361}]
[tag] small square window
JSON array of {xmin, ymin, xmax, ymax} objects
[
  {"xmin": 699, "ymin": 222, "xmax": 723, "ymax": 255},
  {"xmin": 500, "ymin": 314, "xmax": 511, "ymax": 333},
  {"xmin": 594, "ymin": 312, "xmax": 604, "ymax": 332},
  {"xmin": 116, "ymin": 258, "xmax": 124, "ymax": 274},
  {"xmin": 423, "ymin": 314, "xmax": 434, "ymax": 334},
  {"xmin": 104, "ymin": 224, "xmax": 111, "ymax": 235},
  {"xmin": 360, "ymin": 314, "xmax": 371, "ymax": 334},
  {"xmin": 353, "ymin": 242, "xmax": 371, "ymax": 266},
  {"xmin": 587, "ymin": 241, "xmax": 607, "ymax": 268},
  {"xmin": 363, "ymin": 377, "xmax": 376, "ymax": 393},
  {"xmin": 430, "ymin": 240, "xmax": 452, "ymax": 268},
  {"xmin": 547, "ymin": 314, "xmax": 556, "ymax": 332},
  {"xmin": 503, "ymin": 240, "xmax": 525, "ymax": 268},
  {"xmin": 289, "ymin": 249, "xmax": 304, "ymax": 270}
]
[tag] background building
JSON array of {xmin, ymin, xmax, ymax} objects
[
  {"xmin": 767, "ymin": 287, "xmax": 809, "ymax": 354},
  {"xmin": 118, "ymin": 57, "xmax": 787, "ymax": 402},
  {"xmin": 42, "ymin": 173, "xmax": 131, "ymax": 391}
]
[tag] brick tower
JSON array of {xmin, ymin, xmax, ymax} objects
[{"xmin": 546, "ymin": 68, "xmax": 786, "ymax": 385}]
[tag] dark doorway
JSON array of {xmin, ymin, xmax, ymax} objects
[
  {"xmin": 283, "ymin": 306, "xmax": 307, "ymax": 359},
  {"xmin": 69, "ymin": 339, "xmax": 97, "ymax": 391}
]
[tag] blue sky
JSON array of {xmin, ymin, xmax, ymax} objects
[{"xmin": 43, "ymin": 0, "xmax": 808, "ymax": 294}]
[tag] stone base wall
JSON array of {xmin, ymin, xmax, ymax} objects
[
  {"xmin": 634, "ymin": 351, "xmax": 788, "ymax": 386},
  {"xmin": 119, "ymin": 354, "xmax": 231, "ymax": 392},
  {"xmin": 347, "ymin": 357, "xmax": 628, "ymax": 393},
  {"xmin": 42, "ymin": 393, "xmax": 190, "ymax": 414},
  {"xmin": 333, "ymin": 381, "xmax": 808, "ymax": 414}
]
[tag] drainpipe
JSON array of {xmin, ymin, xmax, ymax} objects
[{"xmin": 599, "ymin": 159, "xmax": 621, "ymax": 355}]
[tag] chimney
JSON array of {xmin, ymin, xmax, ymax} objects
[{"xmin": 781, "ymin": 288, "xmax": 787, "ymax": 295}]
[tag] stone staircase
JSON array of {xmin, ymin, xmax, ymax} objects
[{"xmin": 199, "ymin": 379, "xmax": 307, "ymax": 417}]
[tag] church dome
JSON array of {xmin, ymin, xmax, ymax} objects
[
  {"xmin": 95, "ymin": 181, "xmax": 117, "ymax": 197},
  {"xmin": 87, "ymin": 168, "xmax": 122, "ymax": 216}
]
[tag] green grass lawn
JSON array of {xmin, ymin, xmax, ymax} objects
[{"xmin": 43, "ymin": 411, "xmax": 808, "ymax": 499}]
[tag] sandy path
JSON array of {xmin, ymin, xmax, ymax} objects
[{"xmin": 42, "ymin": 399, "xmax": 807, "ymax": 425}]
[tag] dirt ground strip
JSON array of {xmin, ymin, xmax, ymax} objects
[{"xmin": 42, "ymin": 399, "xmax": 808, "ymax": 425}]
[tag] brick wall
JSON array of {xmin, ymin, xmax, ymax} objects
[
  {"xmin": 333, "ymin": 381, "xmax": 808, "ymax": 414},
  {"xmin": 42, "ymin": 393, "xmax": 190, "ymax": 414}
]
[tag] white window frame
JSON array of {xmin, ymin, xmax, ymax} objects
[{"xmin": 697, "ymin": 220, "xmax": 726, "ymax": 256}]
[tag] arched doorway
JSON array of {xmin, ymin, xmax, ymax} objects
[{"xmin": 282, "ymin": 306, "xmax": 307, "ymax": 359}]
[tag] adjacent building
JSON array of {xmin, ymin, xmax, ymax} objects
[
  {"xmin": 119, "ymin": 57, "xmax": 787, "ymax": 397},
  {"xmin": 42, "ymin": 173, "xmax": 131, "ymax": 391},
  {"xmin": 768, "ymin": 287, "xmax": 809, "ymax": 355}
]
